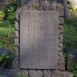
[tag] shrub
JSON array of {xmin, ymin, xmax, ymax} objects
[
  {"xmin": 0, "ymin": 48, "xmax": 14, "ymax": 68},
  {"xmin": 0, "ymin": 11, "xmax": 5, "ymax": 21},
  {"xmin": 4, "ymin": 0, "xmax": 17, "ymax": 24},
  {"xmin": 70, "ymin": 63, "xmax": 77, "ymax": 77},
  {"xmin": 63, "ymin": 19, "xmax": 77, "ymax": 53}
]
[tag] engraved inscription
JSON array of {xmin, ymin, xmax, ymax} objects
[{"xmin": 26, "ymin": 25, "xmax": 51, "ymax": 31}]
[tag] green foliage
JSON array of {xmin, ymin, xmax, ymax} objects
[
  {"xmin": 70, "ymin": 63, "xmax": 77, "ymax": 77},
  {"xmin": 63, "ymin": 18, "xmax": 77, "ymax": 52},
  {"xmin": 67, "ymin": 1, "xmax": 77, "ymax": 17},
  {"xmin": 17, "ymin": 73, "xmax": 28, "ymax": 77},
  {"xmin": 4, "ymin": 0, "xmax": 17, "ymax": 24},
  {"xmin": 64, "ymin": 18, "xmax": 77, "ymax": 77},
  {"xmin": 0, "ymin": 22, "xmax": 15, "ymax": 68},
  {"xmin": 0, "ymin": 0, "xmax": 16, "ymax": 69},
  {"xmin": 0, "ymin": 20, "xmax": 15, "ymax": 54},
  {"xmin": 0, "ymin": 11, "xmax": 5, "ymax": 21},
  {"xmin": 0, "ymin": 53, "xmax": 14, "ymax": 68}
]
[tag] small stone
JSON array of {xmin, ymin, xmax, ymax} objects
[
  {"xmin": 58, "ymin": 52, "xmax": 65, "ymax": 71},
  {"xmin": 64, "ymin": 72, "xmax": 73, "ymax": 77},
  {"xmin": 29, "ymin": 70, "xmax": 42, "ymax": 77},
  {"xmin": 43, "ymin": 70, "xmax": 52, "ymax": 77},
  {"xmin": 19, "ymin": 70, "xmax": 28, "ymax": 77},
  {"xmin": 67, "ymin": 54, "xmax": 75, "ymax": 70}
]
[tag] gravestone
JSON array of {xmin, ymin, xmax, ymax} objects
[
  {"xmin": 20, "ymin": 11, "xmax": 58, "ymax": 69},
  {"xmin": 13, "ymin": 0, "xmax": 73, "ymax": 77}
]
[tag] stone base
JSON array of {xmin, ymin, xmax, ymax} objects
[{"xmin": 13, "ymin": 69, "xmax": 73, "ymax": 77}]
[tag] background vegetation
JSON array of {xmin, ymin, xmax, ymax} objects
[
  {"xmin": 63, "ymin": 2, "xmax": 77, "ymax": 77},
  {"xmin": 0, "ymin": 0, "xmax": 17, "ymax": 68}
]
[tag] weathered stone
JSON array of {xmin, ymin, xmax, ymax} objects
[
  {"xmin": 67, "ymin": 54, "xmax": 75, "ymax": 70},
  {"xmin": 12, "ymin": 57, "xmax": 19, "ymax": 68},
  {"xmin": 15, "ymin": 38, "xmax": 19, "ymax": 46},
  {"xmin": 15, "ymin": 21, "xmax": 19, "ymax": 31},
  {"xmin": 14, "ymin": 47, "xmax": 18, "ymax": 56},
  {"xmin": 56, "ymin": 3, "xmax": 64, "ymax": 12},
  {"xmin": 20, "ymin": 11, "xmax": 59, "ymax": 69},
  {"xmin": 29, "ymin": 70, "xmax": 42, "ymax": 77},
  {"xmin": 52, "ymin": 70, "xmax": 62, "ymax": 77},
  {"xmin": 58, "ymin": 25, "xmax": 63, "ymax": 34},
  {"xmin": 58, "ymin": 17, "xmax": 64, "ymax": 25},
  {"xmin": 64, "ymin": 72, "xmax": 73, "ymax": 77},
  {"xmin": 43, "ymin": 70, "xmax": 52, "ymax": 77},
  {"xmin": 15, "ymin": 31, "xmax": 19, "ymax": 38},
  {"xmin": 20, "ymin": 0, "xmax": 25, "ymax": 6},
  {"xmin": 58, "ymin": 43, "xmax": 63, "ymax": 51},
  {"xmin": 19, "ymin": 70, "xmax": 29, "ymax": 77},
  {"xmin": 58, "ymin": 52, "xmax": 65, "ymax": 71},
  {"xmin": 58, "ymin": 33, "xmax": 63, "ymax": 45}
]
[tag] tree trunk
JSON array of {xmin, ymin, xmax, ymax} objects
[
  {"xmin": 56, "ymin": 0, "xmax": 71, "ymax": 18},
  {"xmin": 64, "ymin": 0, "xmax": 71, "ymax": 18}
]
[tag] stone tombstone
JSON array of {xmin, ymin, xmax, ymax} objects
[
  {"xmin": 14, "ymin": 0, "xmax": 73, "ymax": 77},
  {"xmin": 20, "ymin": 11, "xmax": 58, "ymax": 69}
]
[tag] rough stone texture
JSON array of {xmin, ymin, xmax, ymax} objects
[
  {"xmin": 15, "ymin": 31, "xmax": 19, "ymax": 38},
  {"xmin": 29, "ymin": 70, "xmax": 43, "ymax": 77},
  {"xmin": 15, "ymin": 21, "xmax": 19, "ymax": 31},
  {"xmin": 18, "ymin": 0, "xmax": 56, "ymax": 7},
  {"xmin": 19, "ymin": 70, "xmax": 29, "ymax": 77},
  {"xmin": 67, "ymin": 54, "xmax": 75, "ymax": 70},
  {"xmin": 43, "ymin": 70, "xmax": 52, "ymax": 77},
  {"xmin": 15, "ymin": 38, "xmax": 19, "ymax": 46},
  {"xmin": 12, "ymin": 57, "xmax": 19, "ymax": 68},
  {"xmin": 52, "ymin": 70, "xmax": 64, "ymax": 77},
  {"xmin": 15, "ymin": 47, "xmax": 18, "ymax": 56},
  {"xmin": 64, "ymin": 72, "xmax": 73, "ymax": 77},
  {"xmin": 52, "ymin": 70, "xmax": 73, "ymax": 77},
  {"xmin": 58, "ymin": 52, "xmax": 65, "ymax": 71},
  {"xmin": 16, "ymin": 70, "xmax": 73, "ymax": 77}
]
